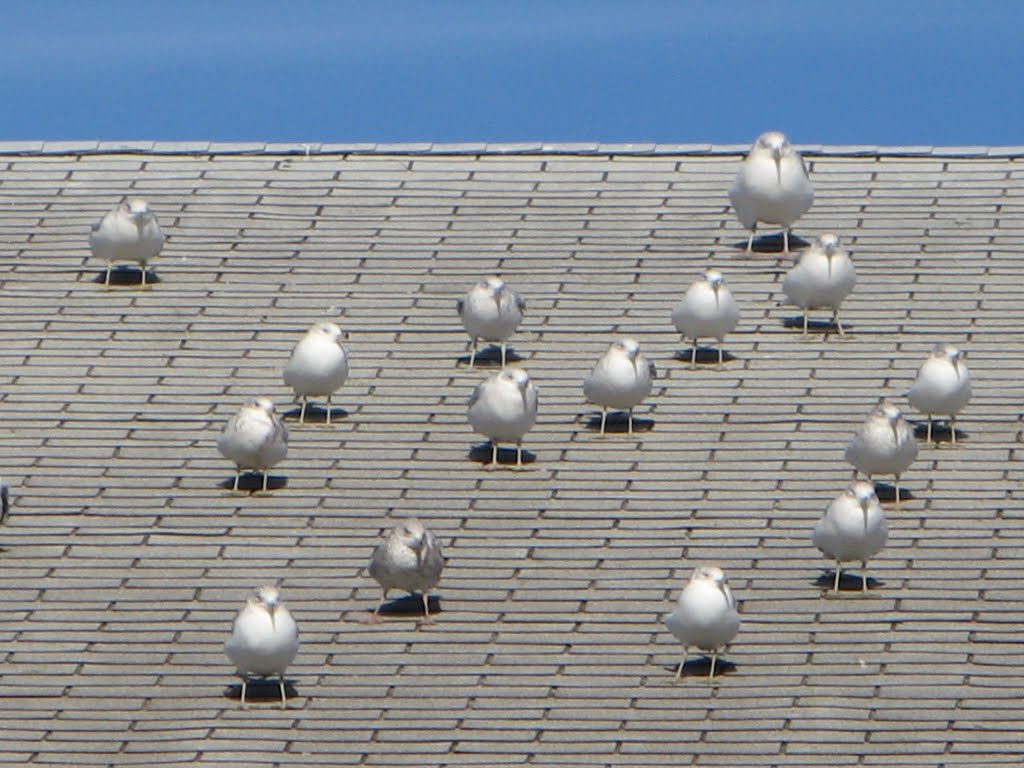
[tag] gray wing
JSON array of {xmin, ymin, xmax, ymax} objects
[
  {"xmin": 515, "ymin": 294, "xmax": 526, "ymax": 314},
  {"xmin": 456, "ymin": 298, "xmax": 465, "ymax": 318},
  {"xmin": 419, "ymin": 531, "xmax": 445, "ymax": 583},
  {"xmin": 648, "ymin": 360, "xmax": 657, "ymax": 379},
  {"xmin": 467, "ymin": 383, "xmax": 482, "ymax": 408}
]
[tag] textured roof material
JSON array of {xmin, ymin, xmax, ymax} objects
[{"xmin": 0, "ymin": 145, "xmax": 1022, "ymax": 767}]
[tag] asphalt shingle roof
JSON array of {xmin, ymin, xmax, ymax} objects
[{"xmin": 0, "ymin": 143, "xmax": 1022, "ymax": 767}]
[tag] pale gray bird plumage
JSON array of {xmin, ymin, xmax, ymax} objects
[
  {"xmin": 457, "ymin": 276, "xmax": 526, "ymax": 367},
  {"xmin": 89, "ymin": 199, "xmax": 165, "ymax": 286},
  {"xmin": 583, "ymin": 338, "xmax": 656, "ymax": 434},
  {"xmin": 367, "ymin": 518, "xmax": 444, "ymax": 623},
  {"xmin": 467, "ymin": 367, "xmax": 538, "ymax": 467},
  {"xmin": 217, "ymin": 397, "xmax": 289, "ymax": 492},
  {"xmin": 782, "ymin": 233, "xmax": 856, "ymax": 335},
  {"xmin": 812, "ymin": 481, "xmax": 888, "ymax": 591},
  {"xmin": 664, "ymin": 566, "xmax": 741, "ymax": 680},
  {"xmin": 907, "ymin": 343, "xmax": 972, "ymax": 444},
  {"xmin": 283, "ymin": 322, "xmax": 349, "ymax": 425},
  {"xmin": 845, "ymin": 398, "xmax": 918, "ymax": 504},
  {"xmin": 224, "ymin": 585, "xmax": 300, "ymax": 709},
  {"xmin": 671, "ymin": 269, "xmax": 741, "ymax": 368}
]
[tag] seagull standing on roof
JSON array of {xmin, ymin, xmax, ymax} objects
[
  {"xmin": 224, "ymin": 586, "xmax": 300, "ymax": 709},
  {"xmin": 366, "ymin": 519, "xmax": 444, "ymax": 624},
  {"xmin": 845, "ymin": 398, "xmax": 918, "ymax": 503},
  {"xmin": 664, "ymin": 566, "xmax": 741, "ymax": 680},
  {"xmin": 467, "ymin": 368, "xmax": 538, "ymax": 467},
  {"xmin": 782, "ymin": 233, "xmax": 857, "ymax": 335},
  {"xmin": 283, "ymin": 322, "xmax": 349, "ymax": 425},
  {"xmin": 89, "ymin": 199, "xmax": 165, "ymax": 286},
  {"xmin": 671, "ymin": 269, "xmax": 741, "ymax": 368},
  {"xmin": 729, "ymin": 131, "xmax": 814, "ymax": 256},
  {"xmin": 457, "ymin": 277, "xmax": 525, "ymax": 367},
  {"xmin": 583, "ymin": 338, "xmax": 655, "ymax": 434},
  {"xmin": 217, "ymin": 398, "xmax": 289, "ymax": 492},
  {"xmin": 812, "ymin": 481, "xmax": 888, "ymax": 592},
  {"xmin": 907, "ymin": 343, "xmax": 972, "ymax": 444}
]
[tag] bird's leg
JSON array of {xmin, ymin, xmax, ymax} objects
[
  {"xmin": 515, "ymin": 440, "xmax": 523, "ymax": 469},
  {"xmin": 949, "ymin": 415, "xmax": 956, "ymax": 445},
  {"xmin": 690, "ymin": 339, "xmax": 698, "ymax": 370},
  {"xmin": 675, "ymin": 646, "xmax": 689, "ymax": 679},
  {"xmin": 926, "ymin": 415, "xmax": 932, "ymax": 444},
  {"xmin": 140, "ymin": 267, "xmax": 147, "ymax": 287},
  {"xmin": 420, "ymin": 591, "xmax": 435, "ymax": 625},
  {"xmin": 803, "ymin": 312, "xmax": 809, "ymax": 336},
  {"xmin": 834, "ymin": 309, "xmax": 845, "ymax": 336},
  {"xmin": 718, "ymin": 346, "xmax": 724, "ymax": 368},
  {"xmin": 833, "ymin": 562, "xmax": 841, "ymax": 591},
  {"xmin": 325, "ymin": 394, "xmax": 332, "ymax": 425},
  {"xmin": 783, "ymin": 228, "xmax": 791, "ymax": 256},
  {"xmin": 894, "ymin": 475, "xmax": 901, "ymax": 508},
  {"xmin": 599, "ymin": 407, "xmax": 607, "ymax": 435},
  {"xmin": 627, "ymin": 408, "xmax": 634, "ymax": 436},
  {"xmin": 490, "ymin": 441, "xmax": 498, "ymax": 466},
  {"xmin": 500, "ymin": 341, "xmax": 507, "ymax": 368},
  {"xmin": 861, "ymin": 562, "xmax": 868, "ymax": 592},
  {"xmin": 745, "ymin": 227, "xmax": 755, "ymax": 255},
  {"xmin": 105, "ymin": 263, "xmax": 113, "ymax": 287},
  {"xmin": 709, "ymin": 651, "xmax": 718, "ymax": 680},
  {"xmin": 261, "ymin": 472, "xmax": 269, "ymax": 493},
  {"xmin": 299, "ymin": 397, "xmax": 307, "ymax": 425},
  {"xmin": 364, "ymin": 589, "xmax": 388, "ymax": 624},
  {"xmin": 468, "ymin": 339, "xmax": 477, "ymax": 369},
  {"xmin": 240, "ymin": 677, "xmax": 248, "ymax": 709},
  {"xmin": 233, "ymin": 471, "xmax": 241, "ymax": 492},
  {"xmin": 279, "ymin": 675, "xmax": 287, "ymax": 709}
]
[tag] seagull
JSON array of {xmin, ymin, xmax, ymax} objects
[
  {"xmin": 467, "ymin": 368, "xmax": 538, "ymax": 467},
  {"xmin": 224, "ymin": 585, "xmax": 300, "ymax": 709},
  {"xmin": 282, "ymin": 322, "xmax": 349, "ymax": 425},
  {"xmin": 366, "ymin": 518, "xmax": 444, "ymax": 624},
  {"xmin": 782, "ymin": 233, "xmax": 857, "ymax": 335},
  {"xmin": 457, "ymin": 277, "xmax": 526, "ymax": 367},
  {"xmin": 907, "ymin": 343, "xmax": 972, "ymax": 444},
  {"xmin": 89, "ymin": 199, "xmax": 165, "ymax": 286},
  {"xmin": 0, "ymin": 479, "xmax": 9, "ymax": 524},
  {"xmin": 812, "ymin": 481, "xmax": 888, "ymax": 592},
  {"xmin": 845, "ymin": 398, "xmax": 918, "ymax": 503},
  {"xmin": 664, "ymin": 566, "xmax": 741, "ymax": 680},
  {"xmin": 217, "ymin": 397, "xmax": 289, "ymax": 492},
  {"xmin": 729, "ymin": 131, "xmax": 814, "ymax": 256},
  {"xmin": 671, "ymin": 269, "xmax": 741, "ymax": 368},
  {"xmin": 583, "ymin": 338, "xmax": 656, "ymax": 434}
]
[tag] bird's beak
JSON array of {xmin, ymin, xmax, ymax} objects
[
  {"xmin": 267, "ymin": 603, "xmax": 277, "ymax": 630},
  {"xmin": 773, "ymin": 152, "xmax": 782, "ymax": 185},
  {"xmin": 410, "ymin": 535, "xmax": 426, "ymax": 566},
  {"xmin": 952, "ymin": 354, "xmax": 962, "ymax": 378},
  {"xmin": 889, "ymin": 418, "xmax": 900, "ymax": 442},
  {"xmin": 859, "ymin": 498, "xmax": 871, "ymax": 530},
  {"xmin": 826, "ymin": 252, "xmax": 834, "ymax": 278}
]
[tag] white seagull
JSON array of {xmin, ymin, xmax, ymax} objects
[
  {"xmin": 664, "ymin": 566, "xmax": 741, "ymax": 680},
  {"xmin": 217, "ymin": 398, "xmax": 289, "ymax": 492},
  {"xmin": 907, "ymin": 343, "xmax": 972, "ymax": 444},
  {"xmin": 812, "ymin": 481, "xmax": 888, "ymax": 592},
  {"xmin": 282, "ymin": 322, "xmax": 349, "ymax": 425},
  {"xmin": 366, "ymin": 518, "xmax": 444, "ymax": 624},
  {"xmin": 729, "ymin": 131, "xmax": 814, "ymax": 255},
  {"xmin": 467, "ymin": 367, "xmax": 538, "ymax": 467},
  {"xmin": 845, "ymin": 398, "xmax": 918, "ymax": 503},
  {"xmin": 224, "ymin": 585, "xmax": 300, "ymax": 709},
  {"xmin": 671, "ymin": 269, "xmax": 741, "ymax": 368},
  {"xmin": 457, "ymin": 277, "xmax": 526, "ymax": 367},
  {"xmin": 89, "ymin": 199, "xmax": 165, "ymax": 286},
  {"xmin": 782, "ymin": 233, "xmax": 857, "ymax": 335},
  {"xmin": 583, "ymin": 338, "xmax": 656, "ymax": 434}
]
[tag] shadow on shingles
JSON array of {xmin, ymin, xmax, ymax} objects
[
  {"xmin": 673, "ymin": 348, "xmax": 738, "ymax": 367},
  {"xmin": 663, "ymin": 656, "xmax": 737, "ymax": 680},
  {"xmin": 912, "ymin": 422, "xmax": 965, "ymax": 445},
  {"xmin": 456, "ymin": 345, "xmax": 524, "ymax": 368},
  {"xmin": 871, "ymin": 482, "xmax": 912, "ymax": 504},
  {"xmin": 467, "ymin": 443, "xmax": 536, "ymax": 467},
  {"xmin": 812, "ymin": 570, "xmax": 885, "ymax": 593},
  {"xmin": 731, "ymin": 232, "xmax": 812, "ymax": 254},
  {"xmin": 223, "ymin": 678, "xmax": 299, "ymax": 704},
  {"xmin": 583, "ymin": 413, "xmax": 654, "ymax": 434},
  {"xmin": 369, "ymin": 594, "xmax": 443, "ymax": 619},
  {"xmin": 282, "ymin": 405, "xmax": 349, "ymax": 424},
  {"xmin": 217, "ymin": 473, "xmax": 288, "ymax": 493},
  {"xmin": 781, "ymin": 315, "xmax": 852, "ymax": 336},
  {"xmin": 91, "ymin": 266, "xmax": 160, "ymax": 287}
]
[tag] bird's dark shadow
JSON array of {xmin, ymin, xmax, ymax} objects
[
  {"xmin": 218, "ymin": 473, "xmax": 288, "ymax": 493},
  {"xmin": 468, "ymin": 443, "xmax": 536, "ymax": 467},
  {"xmin": 92, "ymin": 266, "xmax": 159, "ymax": 287},
  {"xmin": 282, "ymin": 405, "xmax": 349, "ymax": 425},
  {"xmin": 872, "ymin": 482, "xmax": 912, "ymax": 503},
  {"xmin": 372, "ymin": 594, "xmax": 443, "ymax": 618},
  {"xmin": 664, "ymin": 656, "xmax": 737, "ymax": 679},
  {"xmin": 782, "ymin": 316, "xmax": 852, "ymax": 335},
  {"xmin": 731, "ymin": 232, "xmax": 811, "ymax": 254},
  {"xmin": 456, "ymin": 346, "xmax": 523, "ymax": 368},
  {"xmin": 224, "ymin": 678, "xmax": 298, "ymax": 704},
  {"xmin": 583, "ymin": 413, "xmax": 654, "ymax": 434},
  {"xmin": 813, "ymin": 570, "xmax": 885, "ymax": 593},
  {"xmin": 912, "ymin": 422, "xmax": 965, "ymax": 445},
  {"xmin": 674, "ymin": 348, "xmax": 738, "ymax": 367}
]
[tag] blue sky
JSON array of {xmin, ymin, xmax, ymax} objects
[{"xmin": 3, "ymin": 1, "xmax": 1021, "ymax": 145}]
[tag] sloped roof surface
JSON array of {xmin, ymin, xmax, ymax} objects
[{"xmin": 1, "ymin": 144, "xmax": 1022, "ymax": 767}]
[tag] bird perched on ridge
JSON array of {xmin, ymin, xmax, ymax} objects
[
  {"xmin": 671, "ymin": 269, "xmax": 741, "ymax": 368},
  {"xmin": 782, "ymin": 233, "xmax": 856, "ymax": 335},
  {"xmin": 224, "ymin": 586, "xmax": 299, "ymax": 709},
  {"xmin": 907, "ymin": 343, "xmax": 972, "ymax": 444},
  {"xmin": 467, "ymin": 367, "xmax": 538, "ymax": 467},
  {"xmin": 729, "ymin": 131, "xmax": 814, "ymax": 256},
  {"xmin": 457, "ymin": 277, "xmax": 526, "ymax": 367},
  {"xmin": 664, "ymin": 566, "xmax": 741, "ymax": 680},
  {"xmin": 366, "ymin": 518, "xmax": 444, "ymax": 624},
  {"xmin": 812, "ymin": 481, "xmax": 888, "ymax": 592},
  {"xmin": 282, "ymin": 322, "xmax": 349, "ymax": 425},
  {"xmin": 89, "ymin": 199, "xmax": 165, "ymax": 286},
  {"xmin": 217, "ymin": 398, "xmax": 289, "ymax": 492},
  {"xmin": 583, "ymin": 338, "xmax": 656, "ymax": 435},
  {"xmin": 845, "ymin": 398, "xmax": 918, "ymax": 503}
]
